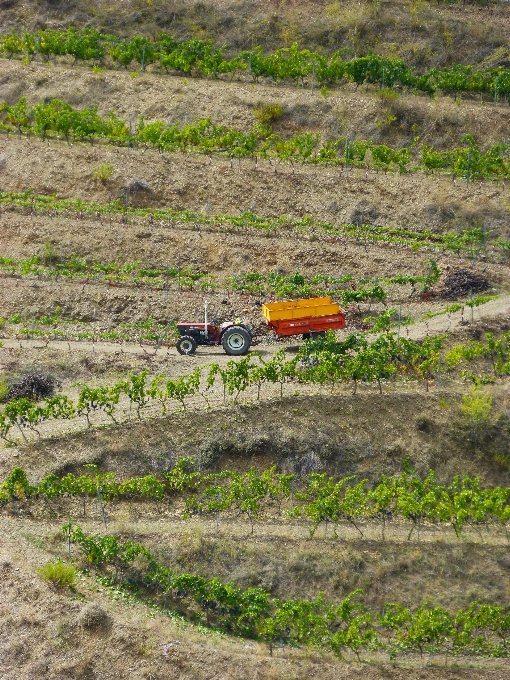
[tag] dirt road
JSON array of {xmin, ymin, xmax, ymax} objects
[{"xmin": 2, "ymin": 294, "xmax": 508, "ymax": 359}]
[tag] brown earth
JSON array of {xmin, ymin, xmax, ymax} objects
[{"xmin": 0, "ymin": 209, "xmax": 507, "ymax": 323}]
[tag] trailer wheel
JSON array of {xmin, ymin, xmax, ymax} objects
[
  {"xmin": 310, "ymin": 331, "xmax": 326, "ymax": 340},
  {"xmin": 176, "ymin": 336, "xmax": 197, "ymax": 355},
  {"xmin": 222, "ymin": 326, "xmax": 251, "ymax": 356}
]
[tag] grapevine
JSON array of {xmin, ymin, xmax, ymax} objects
[
  {"xmin": 2, "ymin": 98, "xmax": 510, "ymax": 179},
  {"xmin": 2, "ymin": 30, "xmax": 510, "ymax": 100},
  {"xmin": 3, "ymin": 460, "xmax": 510, "ymax": 541}
]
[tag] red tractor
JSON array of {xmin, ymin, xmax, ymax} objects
[{"xmin": 176, "ymin": 320, "xmax": 253, "ymax": 356}]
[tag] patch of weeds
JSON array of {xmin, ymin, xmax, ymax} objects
[
  {"xmin": 0, "ymin": 378, "xmax": 8, "ymax": 401},
  {"xmin": 93, "ymin": 163, "xmax": 114, "ymax": 184},
  {"xmin": 253, "ymin": 102, "xmax": 284, "ymax": 123},
  {"xmin": 92, "ymin": 573, "xmax": 223, "ymax": 638},
  {"xmin": 39, "ymin": 560, "xmax": 76, "ymax": 589},
  {"xmin": 20, "ymin": 531, "xmax": 46, "ymax": 550}
]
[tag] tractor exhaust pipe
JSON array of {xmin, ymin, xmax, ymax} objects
[{"xmin": 204, "ymin": 299, "xmax": 208, "ymax": 332}]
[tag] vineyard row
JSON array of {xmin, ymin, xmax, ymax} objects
[
  {"xmin": 1, "ymin": 296, "xmax": 498, "ymax": 354},
  {"xmin": 1, "ymin": 330, "xmax": 508, "ymax": 444},
  {"xmin": 2, "ymin": 310, "xmax": 177, "ymax": 345},
  {"xmin": 0, "ymin": 250, "xmax": 443, "ymax": 301},
  {"xmin": 63, "ymin": 523, "xmax": 510, "ymax": 661},
  {"xmin": 2, "ymin": 190, "xmax": 507, "ymax": 255},
  {"xmin": 2, "ymin": 98, "xmax": 510, "ymax": 179},
  {"xmin": 2, "ymin": 29, "xmax": 510, "ymax": 99},
  {"xmin": 4, "ymin": 459, "xmax": 510, "ymax": 540}
]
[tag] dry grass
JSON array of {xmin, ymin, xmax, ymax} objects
[
  {"xmin": 7, "ymin": 520, "xmax": 509, "ymax": 679},
  {"xmin": 7, "ymin": 377, "xmax": 510, "ymax": 484},
  {"xmin": 253, "ymin": 102, "xmax": 284, "ymax": 124},
  {"xmin": 98, "ymin": 518, "xmax": 510, "ymax": 613}
]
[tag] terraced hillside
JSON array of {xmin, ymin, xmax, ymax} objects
[{"xmin": 1, "ymin": 3, "xmax": 510, "ymax": 679}]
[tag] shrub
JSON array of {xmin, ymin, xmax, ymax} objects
[
  {"xmin": 38, "ymin": 560, "xmax": 76, "ymax": 588},
  {"xmin": 128, "ymin": 178, "xmax": 150, "ymax": 192},
  {"xmin": 461, "ymin": 387, "xmax": 493, "ymax": 427},
  {"xmin": 377, "ymin": 89, "xmax": 399, "ymax": 102},
  {"xmin": 79, "ymin": 603, "xmax": 110, "ymax": 631},
  {"xmin": 459, "ymin": 386, "xmax": 497, "ymax": 443},
  {"xmin": 253, "ymin": 102, "xmax": 284, "ymax": 123},
  {"xmin": 93, "ymin": 163, "xmax": 114, "ymax": 184},
  {"xmin": 0, "ymin": 378, "xmax": 8, "ymax": 402},
  {"xmin": 5, "ymin": 373, "xmax": 55, "ymax": 402}
]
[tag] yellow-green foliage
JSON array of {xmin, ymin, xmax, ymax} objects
[
  {"xmin": 93, "ymin": 163, "xmax": 114, "ymax": 184},
  {"xmin": 38, "ymin": 560, "xmax": 76, "ymax": 588},
  {"xmin": 0, "ymin": 377, "xmax": 7, "ymax": 401},
  {"xmin": 253, "ymin": 102, "xmax": 284, "ymax": 124},
  {"xmin": 460, "ymin": 387, "xmax": 494, "ymax": 430}
]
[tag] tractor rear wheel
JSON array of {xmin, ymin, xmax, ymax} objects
[
  {"xmin": 176, "ymin": 335, "xmax": 197, "ymax": 355},
  {"xmin": 221, "ymin": 326, "xmax": 251, "ymax": 356}
]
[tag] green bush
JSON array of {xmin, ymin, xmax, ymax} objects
[
  {"xmin": 93, "ymin": 163, "xmax": 114, "ymax": 184},
  {"xmin": 461, "ymin": 387, "xmax": 493, "ymax": 425},
  {"xmin": 253, "ymin": 102, "xmax": 284, "ymax": 123},
  {"xmin": 0, "ymin": 378, "xmax": 8, "ymax": 402},
  {"xmin": 38, "ymin": 560, "xmax": 76, "ymax": 588},
  {"xmin": 459, "ymin": 386, "xmax": 496, "ymax": 443}
]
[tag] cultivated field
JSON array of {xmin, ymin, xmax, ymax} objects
[{"xmin": 1, "ymin": 4, "xmax": 510, "ymax": 678}]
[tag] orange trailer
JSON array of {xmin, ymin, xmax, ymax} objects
[{"xmin": 261, "ymin": 297, "xmax": 346, "ymax": 339}]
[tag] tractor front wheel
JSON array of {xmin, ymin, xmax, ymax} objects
[
  {"xmin": 221, "ymin": 326, "xmax": 251, "ymax": 356},
  {"xmin": 176, "ymin": 336, "xmax": 197, "ymax": 356}
]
